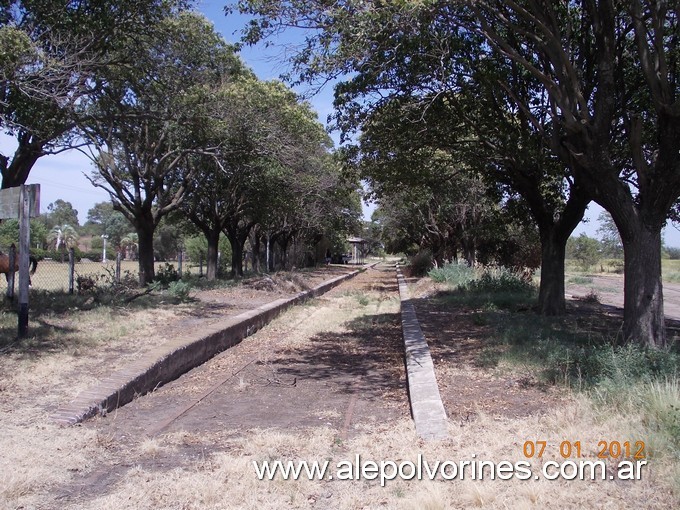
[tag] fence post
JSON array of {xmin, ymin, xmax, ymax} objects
[
  {"xmin": 177, "ymin": 250, "xmax": 183, "ymax": 278},
  {"xmin": 116, "ymin": 252, "xmax": 121, "ymax": 283},
  {"xmin": 6, "ymin": 244, "xmax": 15, "ymax": 300},
  {"xmin": 68, "ymin": 248, "xmax": 75, "ymax": 294}
]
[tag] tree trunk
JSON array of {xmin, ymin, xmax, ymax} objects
[
  {"xmin": 538, "ymin": 228, "xmax": 567, "ymax": 316},
  {"xmin": 266, "ymin": 233, "xmax": 271, "ymax": 272},
  {"xmin": 576, "ymin": 159, "xmax": 667, "ymax": 347},
  {"xmin": 137, "ymin": 225, "xmax": 156, "ymax": 286},
  {"xmin": 205, "ymin": 229, "xmax": 220, "ymax": 281},
  {"xmin": 462, "ymin": 239, "xmax": 476, "ymax": 266},
  {"xmin": 280, "ymin": 239, "xmax": 289, "ymax": 269},
  {"xmin": 1, "ymin": 141, "xmax": 43, "ymax": 189},
  {"xmin": 229, "ymin": 237, "xmax": 244, "ymax": 278},
  {"xmin": 507, "ymin": 169, "xmax": 589, "ymax": 317},
  {"xmin": 621, "ymin": 225, "xmax": 665, "ymax": 347},
  {"xmin": 251, "ymin": 232, "xmax": 261, "ymax": 273}
]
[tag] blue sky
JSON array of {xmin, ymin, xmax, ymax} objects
[
  {"xmin": 0, "ymin": 1, "xmax": 342, "ymax": 225},
  {"xmin": 2, "ymin": 1, "xmax": 679, "ymax": 246}
]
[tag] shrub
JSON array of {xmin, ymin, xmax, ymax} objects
[
  {"xmin": 429, "ymin": 262, "xmax": 476, "ymax": 288},
  {"xmin": 463, "ymin": 267, "xmax": 534, "ymax": 295},
  {"xmin": 408, "ymin": 250, "xmax": 433, "ymax": 277},
  {"xmin": 168, "ymin": 280, "xmax": 192, "ymax": 300},
  {"xmin": 76, "ymin": 273, "xmax": 100, "ymax": 293},
  {"xmin": 607, "ymin": 259, "xmax": 624, "ymax": 274},
  {"xmin": 80, "ymin": 250, "xmax": 103, "ymax": 262},
  {"xmin": 154, "ymin": 263, "xmax": 180, "ymax": 286}
]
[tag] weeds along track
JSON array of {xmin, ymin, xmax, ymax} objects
[
  {"xmin": 50, "ymin": 265, "xmax": 368, "ymax": 425},
  {"xmin": 78, "ymin": 262, "xmax": 408, "ymax": 448},
  {"xmin": 145, "ymin": 305, "xmax": 331, "ymax": 437}
]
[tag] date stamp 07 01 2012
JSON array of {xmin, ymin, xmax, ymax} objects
[{"xmin": 522, "ymin": 440, "xmax": 646, "ymax": 460}]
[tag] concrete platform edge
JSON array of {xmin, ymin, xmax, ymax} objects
[
  {"xmin": 396, "ymin": 264, "xmax": 448, "ymax": 441},
  {"xmin": 51, "ymin": 264, "xmax": 376, "ymax": 425}
]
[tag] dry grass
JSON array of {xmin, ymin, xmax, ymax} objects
[
  {"xmin": 0, "ymin": 264, "xmax": 676, "ymax": 510},
  {"xmin": 36, "ymin": 399, "xmax": 674, "ymax": 510}
]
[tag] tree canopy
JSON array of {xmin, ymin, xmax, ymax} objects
[
  {"xmin": 84, "ymin": 11, "xmax": 245, "ymax": 284},
  {"xmin": 0, "ymin": 0, "xmax": 187, "ymax": 188},
  {"xmin": 239, "ymin": 0, "xmax": 680, "ymax": 346}
]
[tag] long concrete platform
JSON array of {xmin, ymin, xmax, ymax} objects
[
  {"xmin": 396, "ymin": 265, "xmax": 448, "ymax": 440},
  {"xmin": 51, "ymin": 266, "xmax": 370, "ymax": 426}
]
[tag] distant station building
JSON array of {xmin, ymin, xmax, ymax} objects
[{"xmin": 347, "ymin": 236, "xmax": 367, "ymax": 265}]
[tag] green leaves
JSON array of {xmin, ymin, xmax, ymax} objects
[{"xmin": 0, "ymin": 26, "xmax": 35, "ymax": 74}]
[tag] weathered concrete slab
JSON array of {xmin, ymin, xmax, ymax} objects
[
  {"xmin": 396, "ymin": 264, "xmax": 448, "ymax": 441},
  {"xmin": 51, "ymin": 265, "xmax": 375, "ymax": 426}
]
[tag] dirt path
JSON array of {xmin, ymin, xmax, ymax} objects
[
  {"xmin": 3, "ymin": 265, "xmax": 674, "ymax": 509},
  {"xmin": 565, "ymin": 273, "xmax": 680, "ymax": 320},
  {"xmin": 51, "ymin": 264, "xmax": 408, "ymax": 507}
]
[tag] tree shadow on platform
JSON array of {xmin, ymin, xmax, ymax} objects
[{"xmin": 271, "ymin": 312, "xmax": 406, "ymax": 400}]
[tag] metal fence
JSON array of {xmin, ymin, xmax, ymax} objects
[{"xmin": 0, "ymin": 249, "xmax": 198, "ymax": 295}]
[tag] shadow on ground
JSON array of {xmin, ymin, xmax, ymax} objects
[
  {"xmin": 271, "ymin": 312, "xmax": 405, "ymax": 400},
  {"xmin": 0, "ymin": 318, "xmax": 80, "ymax": 355}
]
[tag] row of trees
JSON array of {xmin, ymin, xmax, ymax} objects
[
  {"xmin": 1, "ymin": 2, "xmax": 361, "ymax": 284},
  {"xmin": 240, "ymin": 1, "xmax": 680, "ymax": 347}
]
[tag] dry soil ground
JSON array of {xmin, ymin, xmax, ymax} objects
[{"xmin": 0, "ymin": 264, "xmax": 676, "ymax": 509}]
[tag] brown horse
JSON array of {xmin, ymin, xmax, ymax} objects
[{"xmin": 0, "ymin": 251, "xmax": 38, "ymax": 284}]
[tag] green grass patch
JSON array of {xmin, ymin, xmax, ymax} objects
[
  {"xmin": 432, "ymin": 265, "xmax": 537, "ymax": 311},
  {"xmin": 592, "ymin": 378, "xmax": 680, "ymax": 459},
  {"xmin": 473, "ymin": 307, "xmax": 680, "ymax": 461},
  {"xmin": 429, "ymin": 262, "xmax": 476, "ymax": 287},
  {"xmin": 484, "ymin": 312, "xmax": 679, "ymax": 385}
]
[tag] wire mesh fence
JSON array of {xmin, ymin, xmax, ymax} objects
[{"xmin": 0, "ymin": 249, "xmax": 200, "ymax": 295}]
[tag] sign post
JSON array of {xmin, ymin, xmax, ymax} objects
[
  {"xmin": 0, "ymin": 184, "xmax": 40, "ymax": 338},
  {"xmin": 18, "ymin": 186, "xmax": 31, "ymax": 337}
]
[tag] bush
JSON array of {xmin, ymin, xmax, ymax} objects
[
  {"xmin": 667, "ymin": 247, "xmax": 680, "ymax": 260},
  {"xmin": 80, "ymin": 250, "xmax": 103, "ymax": 262},
  {"xmin": 32, "ymin": 247, "xmax": 91, "ymax": 262},
  {"xmin": 168, "ymin": 280, "xmax": 191, "ymax": 300},
  {"xmin": 408, "ymin": 250, "xmax": 433, "ymax": 277},
  {"xmin": 32, "ymin": 248, "xmax": 64, "ymax": 261},
  {"xmin": 463, "ymin": 267, "xmax": 535, "ymax": 295},
  {"xmin": 154, "ymin": 263, "xmax": 180, "ymax": 286},
  {"xmin": 429, "ymin": 262, "xmax": 476, "ymax": 288}
]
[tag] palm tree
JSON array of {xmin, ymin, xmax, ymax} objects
[
  {"xmin": 120, "ymin": 232, "xmax": 139, "ymax": 260},
  {"xmin": 47, "ymin": 224, "xmax": 79, "ymax": 262}
]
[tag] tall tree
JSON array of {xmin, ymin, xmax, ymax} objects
[
  {"xmin": 464, "ymin": 1, "xmax": 680, "ymax": 346},
  {"xmin": 0, "ymin": 0, "xmax": 185, "ymax": 188},
  {"xmin": 85, "ymin": 12, "xmax": 244, "ymax": 284},
  {"xmin": 47, "ymin": 223, "xmax": 78, "ymax": 261},
  {"xmin": 83, "ymin": 201, "xmax": 133, "ymax": 249},
  {"xmin": 182, "ymin": 77, "xmax": 338, "ymax": 277},
  {"xmin": 597, "ymin": 211, "xmax": 623, "ymax": 259},
  {"xmin": 43, "ymin": 199, "xmax": 79, "ymax": 230}
]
